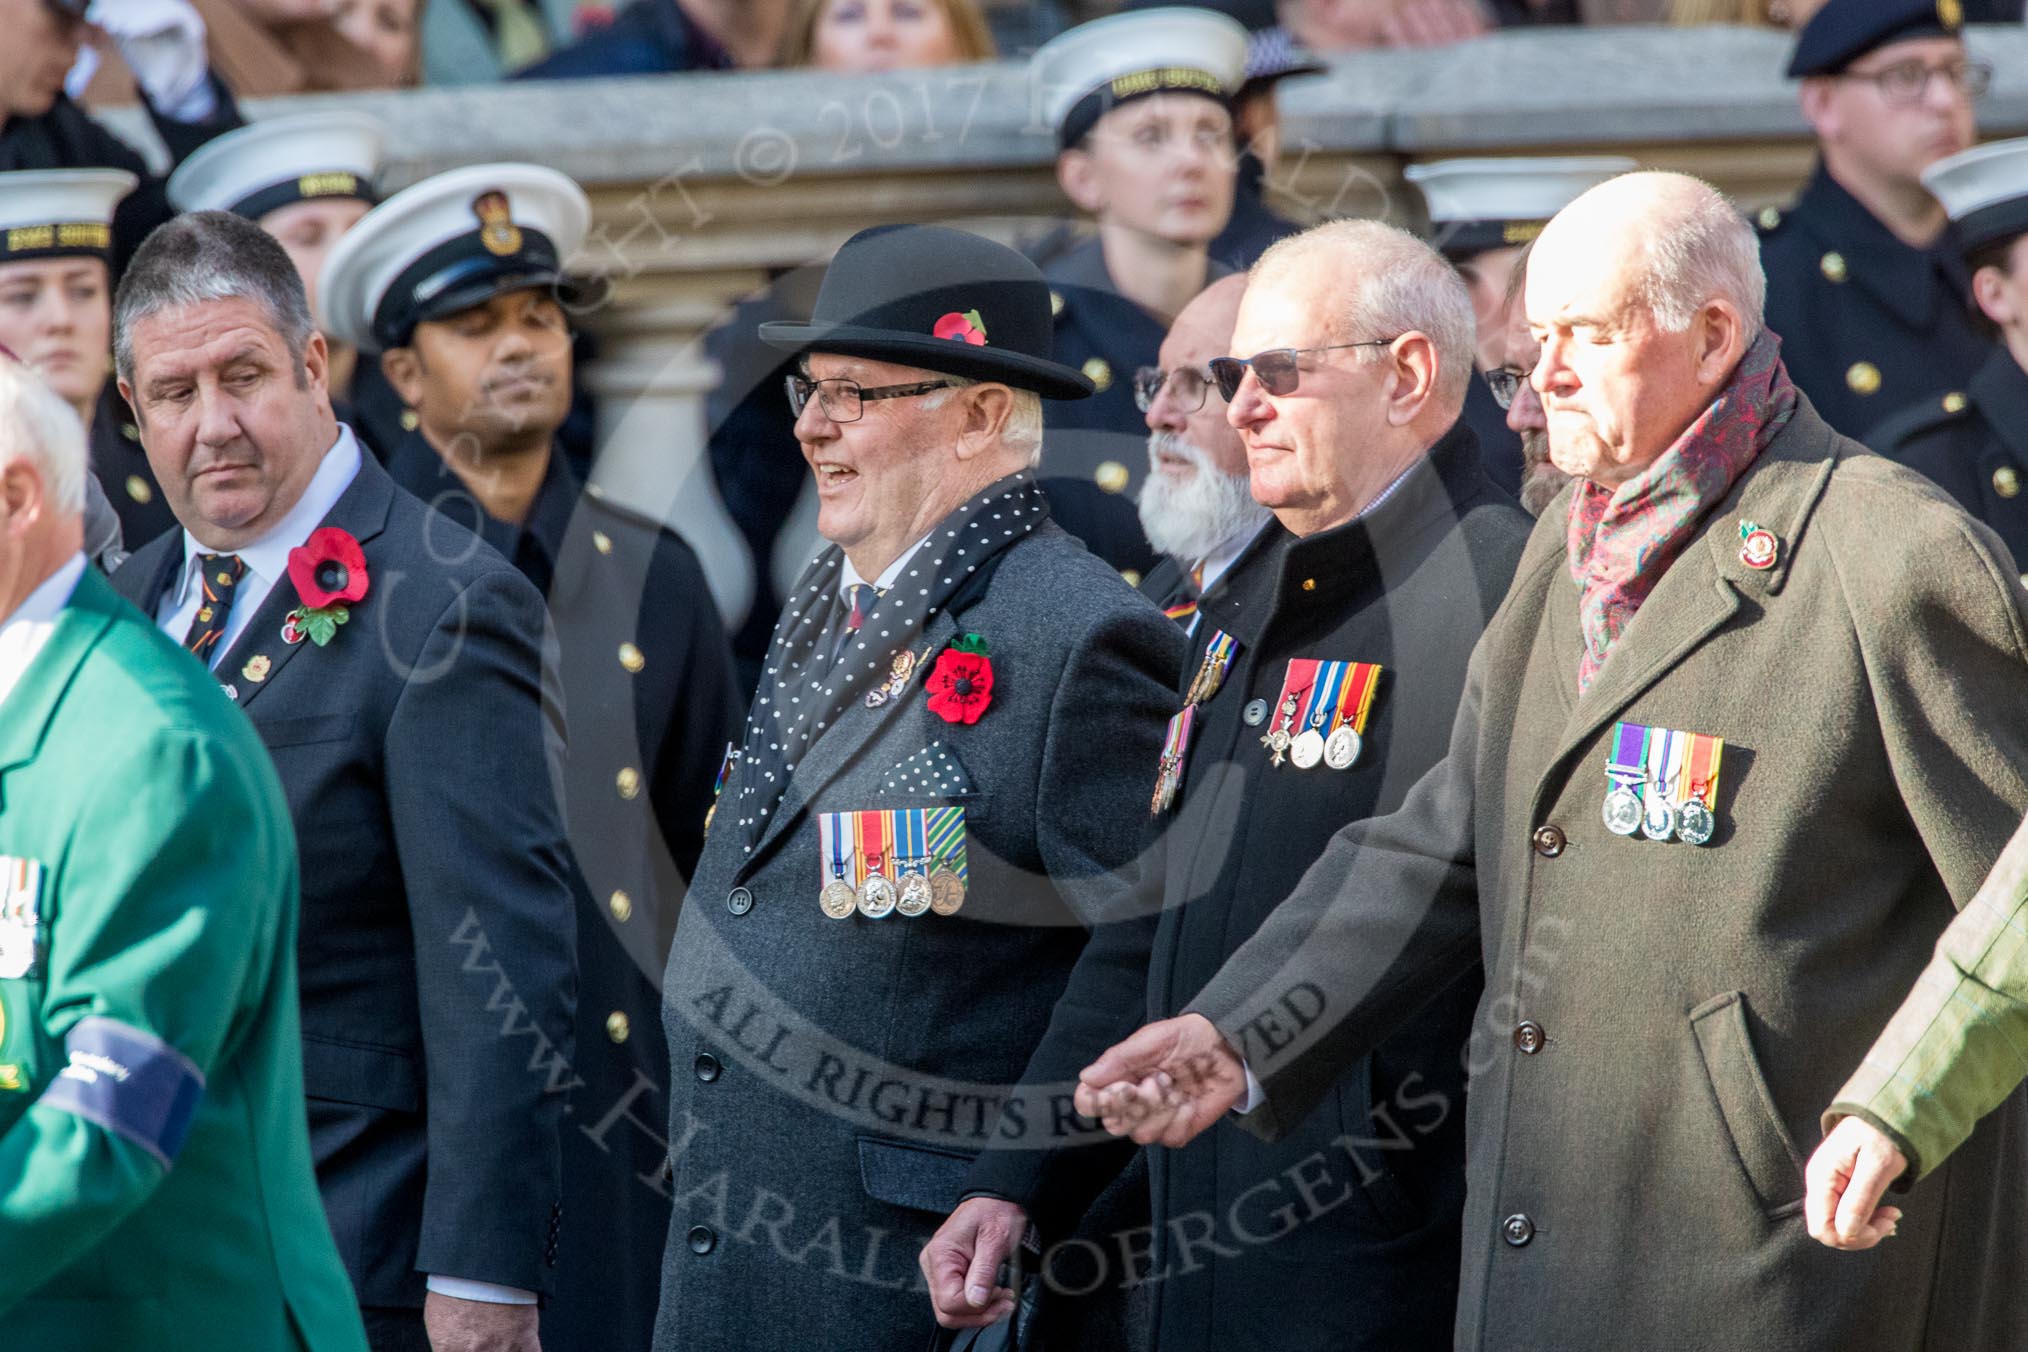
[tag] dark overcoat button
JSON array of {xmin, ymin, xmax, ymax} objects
[
  {"xmin": 1531, "ymin": 825, "xmax": 1566, "ymax": 858},
  {"xmin": 1513, "ymin": 1021, "xmax": 1545, "ymax": 1055},
  {"xmin": 1502, "ymin": 1214, "xmax": 1535, "ymax": 1247},
  {"xmin": 695, "ymin": 1053, "xmax": 723, "ymax": 1083},
  {"xmin": 726, "ymin": 887, "xmax": 754, "ymax": 915},
  {"xmin": 688, "ymin": 1225, "xmax": 717, "ymax": 1255},
  {"xmin": 1242, "ymin": 698, "xmax": 1268, "ymax": 727}
]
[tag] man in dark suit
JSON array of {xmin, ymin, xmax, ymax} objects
[
  {"xmin": 107, "ymin": 210, "xmax": 576, "ymax": 1352},
  {"xmin": 652, "ymin": 222, "xmax": 1184, "ymax": 1351},
  {"xmin": 320, "ymin": 160, "xmax": 744, "ymax": 1352},
  {"xmin": 928, "ymin": 218, "xmax": 1530, "ymax": 1351},
  {"xmin": 1760, "ymin": 0, "xmax": 1995, "ymax": 440}
]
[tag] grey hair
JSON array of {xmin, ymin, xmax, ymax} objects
[
  {"xmin": 113, "ymin": 211, "xmax": 316, "ymax": 387},
  {"xmin": 1250, "ymin": 218, "xmax": 1477, "ymax": 412},
  {"xmin": 0, "ymin": 360, "xmax": 88, "ymax": 516},
  {"xmin": 1630, "ymin": 177, "xmax": 1766, "ymax": 342},
  {"xmin": 925, "ymin": 377, "xmax": 1046, "ymax": 466}
]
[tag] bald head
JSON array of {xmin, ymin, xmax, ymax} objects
[
  {"xmin": 1525, "ymin": 172, "xmax": 1761, "ymax": 489},
  {"xmin": 1173, "ymin": 273, "xmax": 1248, "ymax": 353}
]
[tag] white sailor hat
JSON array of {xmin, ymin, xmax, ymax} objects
[
  {"xmin": 316, "ymin": 162, "xmax": 591, "ymax": 354},
  {"xmin": 1031, "ymin": 7, "xmax": 1249, "ymax": 150},
  {"xmin": 0, "ymin": 168, "xmax": 136, "ymax": 264},
  {"xmin": 1405, "ymin": 157, "xmax": 1638, "ymax": 259},
  {"xmin": 167, "ymin": 112, "xmax": 386, "ymax": 220},
  {"xmin": 1924, "ymin": 138, "xmax": 2028, "ymax": 260}
]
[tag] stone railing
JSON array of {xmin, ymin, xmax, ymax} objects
[{"xmin": 97, "ymin": 24, "xmax": 2028, "ymax": 624}]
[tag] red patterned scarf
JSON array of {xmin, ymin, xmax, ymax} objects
[{"xmin": 1567, "ymin": 330, "xmax": 1797, "ymax": 692}]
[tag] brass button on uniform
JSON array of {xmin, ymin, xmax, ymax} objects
[
  {"xmin": 1845, "ymin": 361, "xmax": 1881, "ymax": 396},
  {"xmin": 1083, "ymin": 357, "xmax": 1113, "ymax": 392},
  {"xmin": 1094, "ymin": 459, "xmax": 1129, "ymax": 493},
  {"xmin": 687, "ymin": 1225, "xmax": 717, "ymax": 1255},
  {"xmin": 1819, "ymin": 251, "xmax": 1848, "ymax": 284},
  {"xmin": 1532, "ymin": 825, "xmax": 1566, "ymax": 858},
  {"xmin": 1996, "ymin": 466, "xmax": 2021, "ymax": 499},
  {"xmin": 400, "ymin": 409, "xmax": 420, "ymax": 430},
  {"xmin": 726, "ymin": 886, "xmax": 754, "ymax": 916},
  {"xmin": 1513, "ymin": 1021, "xmax": 1546, "ymax": 1055},
  {"xmin": 1301, "ymin": 578, "xmax": 1317, "ymax": 592},
  {"xmin": 1756, "ymin": 206, "xmax": 1781, "ymax": 231},
  {"xmin": 619, "ymin": 642, "xmax": 645, "ymax": 673},
  {"xmin": 616, "ymin": 767, "xmax": 642, "ymax": 799},
  {"xmin": 1050, "ymin": 290, "xmax": 1065, "ymax": 318},
  {"xmin": 125, "ymin": 473, "xmax": 152, "ymax": 504},
  {"xmin": 609, "ymin": 889, "xmax": 633, "ymax": 922},
  {"xmin": 605, "ymin": 1011, "xmax": 631, "ymax": 1043},
  {"xmin": 1120, "ymin": 569, "xmax": 1141, "ymax": 587},
  {"xmin": 1502, "ymin": 1214, "xmax": 1535, "ymax": 1247},
  {"xmin": 1943, "ymin": 391, "xmax": 1968, "ymax": 415},
  {"xmin": 694, "ymin": 1052, "xmax": 722, "ymax": 1083},
  {"xmin": 592, "ymin": 530, "xmax": 613, "ymax": 555}
]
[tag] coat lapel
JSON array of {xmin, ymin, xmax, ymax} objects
[
  {"xmin": 217, "ymin": 454, "xmax": 397, "ymax": 712},
  {"xmin": 743, "ymin": 608, "xmax": 960, "ymax": 872},
  {"xmin": 0, "ymin": 569, "xmax": 118, "ymax": 811},
  {"xmin": 1538, "ymin": 402, "xmax": 1842, "ymax": 786}
]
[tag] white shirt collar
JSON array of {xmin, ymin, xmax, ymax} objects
[
  {"xmin": 0, "ymin": 552, "xmax": 87, "ymax": 711},
  {"xmin": 839, "ymin": 534, "xmax": 931, "ymax": 599},
  {"xmin": 173, "ymin": 426, "xmax": 363, "ymax": 606}
]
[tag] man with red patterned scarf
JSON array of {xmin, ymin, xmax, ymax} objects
[{"xmin": 1072, "ymin": 170, "xmax": 2028, "ymax": 1352}]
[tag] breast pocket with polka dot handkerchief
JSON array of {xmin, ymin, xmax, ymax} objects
[{"xmin": 880, "ymin": 741, "xmax": 976, "ymax": 798}]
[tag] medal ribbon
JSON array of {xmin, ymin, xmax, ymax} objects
[
  {"xmin": 855, "ymin": 811, "xmax": 890, "ymax": 885},
  {"xmin": 1336, "ymin": 662, "xmax": 1383, "ymax": 735},
  {"xmin": 925, "ymin": 806, "xmax": 968, "ymax": 882},
  {"xmin": 898, "ymin": 809, "xmax": 923, "ymax": 873},
  {"xmin": 820, "ymin": 813, "xmax": 853, "ymax": 887},
  {"xmin": 1606, "ymin": 721, "xmax": 1649, "ymax": 791},
  {"xmin": 1189, "ymin": 630, "xmax": 1239, "ymax": 706},
  {"xmin": 1680, "ymin": 732, "xmax": 1725, "ymax": 809},
  {"xmin": 1646, "ymin": 726, "xmax": 1682, "ymax": 799},
  {"xmin": 1302, "ymin": 659, "xmax": 1348, "ymax": 732},
  {"xmin": 1274, "ymin": 658, "xmax": 1321, "ymax": 718},
  {"xmin": 1153, "ymin": 705, "xmax": 1196, "ymax": 814}
]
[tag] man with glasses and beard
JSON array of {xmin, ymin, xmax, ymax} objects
[
  {"xmin": 926, "ymin": 219, "xmax": 1529, "ymax": 1352},
  {"xmin": 1479, "ymin": 252, "xmax": 1568, "ymax": 518},
  {"xmin": 1759, "ymin": 0, "xmax": 1996, "ymax": 439},
  {"xmin": 1135, "ymin": 274, "xmax": 1270, "ymax": 627}
]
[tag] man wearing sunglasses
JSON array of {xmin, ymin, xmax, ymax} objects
[
  {"xmin": 929, "ymin": 218, "xmax": 1528, "ymax": 1352},
  {"xmin": 1760, "ymin": 0, "xmax": 1995, "ymax": 441},
  {"xmin": 1076, "ymin": 169, "xmax": 2028, "ymax": 1351},
  {"xmin": 1133, "ymin": 273, "xmax": 1269, "ymax": 627}
]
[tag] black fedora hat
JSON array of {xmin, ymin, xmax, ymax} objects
[{"xmin": 760, "ymin": 225, "xmax": 1094, "ymax": 400}]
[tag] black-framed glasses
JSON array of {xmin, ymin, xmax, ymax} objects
[
  {"xmin": 1838, "ymin": 58, "xmax": 1992, "ymax": 106},
  {"xmin": 784, "ymin": 373, "xmax": 954, "ymax": 423},
  {"xmin": 1207, "ymin": 340, "xmax": 1400, "ymax": 402},
  {"xmin": 1132, "ymin": 364, "xmax": 1216, "ymax": 413},
  {"xmin": 1483, "ymin": 365, "xmax": 1534, "ymax": 411}
]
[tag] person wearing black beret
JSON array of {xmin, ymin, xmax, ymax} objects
[
  {"xmin": 1759, "ymin": 0, "xmax": 1996, "ymax": 440},
  {"xmin": 1872, "ymin": 137, "xmax": 2028, "ymax": 572},
  {"xmin": 651, "ymin": 221, "xmax": 1182, "ymax": 1351}
]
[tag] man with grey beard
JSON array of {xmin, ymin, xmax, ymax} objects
[
  {"xmin": 1135, "ymin": 274, "xmax": 1272, "ymax": 629},
  {"xmin": 1482, "ymin": 278, "xmax": 1569, "ymax": 517},
  {"xmin": 927, "ymin": 219, "xmax": 1529, "ymax": 1351}
]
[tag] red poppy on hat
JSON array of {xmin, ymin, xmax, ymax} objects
[{"xmin": 933, "ymin": 310, "xmax": 988, "ymax": 346}]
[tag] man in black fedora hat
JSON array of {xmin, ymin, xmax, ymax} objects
[{"xmin": 652, "ymin": 222, "xmax": 1183, "ymax": 1351}]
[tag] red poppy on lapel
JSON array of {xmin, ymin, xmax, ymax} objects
[
  {"xmin": 285, "ymin": 527, "xmax": 370, "ymax": 647},
  {"xmin": 926, "ymin": 633, "xmax": 994, "ymax": 725}
]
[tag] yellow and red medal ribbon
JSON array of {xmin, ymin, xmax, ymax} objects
[
  {"xmin": 855, "ymin": 810, "xmax": 891, "ymax": 886},
  {"xmin": 1680, "ymin": 731, "xmax": 1724, "ymax": 809},
  {"xmin": 1336, "ymin": 662, "xmax": 1382, "ymax": 736}
]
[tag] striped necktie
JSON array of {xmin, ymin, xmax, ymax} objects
[{"xmin": 181, "ymin": 553, "xmax": 246, "ymax": 667}]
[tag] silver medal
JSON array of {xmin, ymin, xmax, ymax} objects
[
  {"xmin": 1602, "ymin": 786, "xmax": 1642, "ymax": 836},
  {"xmin": 1324, "ymin": 725, "xmax": 1361, "ymax": 770},
  {"xmin": 897, "ymin": 871, "xmax": 934, "ymax": 917},
  {"xmin": 857, "ymin": 873, "xmax": 898, "ymax": 919},
  {"xmin": 1641, "ymin": 788, "xmax": 1677, "ymax": 842},
  {"xmin": 1289, "ymin": 729, "xmax": 1325, "ymax": 770},
  {"xmin": 1676, "ymin": 799, "xmax": 1716, "ymax": 846}
]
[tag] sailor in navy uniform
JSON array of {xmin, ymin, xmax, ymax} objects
[
  {"xmin": 1404, "ymin": 155, "xmax": 1633, "ymax": 499},
  {"xmin": 1030, "ymin": 6, "xmax": 1248, "ymax": 581},
  {"xmin": 319, "ymin": 160, "xmax": 743, "ymax": 1352},
  {"xmin": 1873, "ymin": 135, "xmax": 2028, "ymax": 571},
  {"xmin": 1760, "ymin": 0, "xmax": 1996, "ymax": 440}
]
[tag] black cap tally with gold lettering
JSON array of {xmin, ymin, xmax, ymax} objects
[
  {"xmin": 0, "ymin": 169, "xmax": 136, "ymax": 264},
  {"xmin": 1032, "ymin": 7, "xmax": 1248, "ymax": 150},
  {"xmin": 168, "ymin": 112, "xmax": 385, "ymax": 221},
  {"xmin": 1405, "ymin": 158, "xmax": 1636, "ymax": 261},
  {"xmin": 316, "ymin": 163, "xmax": 591, "ymax": 353}
]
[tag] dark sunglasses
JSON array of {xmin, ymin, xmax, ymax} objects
[{"xmin": 1207, "ymin": 339, "xmax": 1399, "ymax": 402}]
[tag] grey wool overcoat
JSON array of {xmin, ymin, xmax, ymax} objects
[
  {"xmin": 1192, "ymin": 397, "xmax": 2028, "ymax": 1351},
  {"xmin": 653, "ymin": 516, "xmax": 1184, "ymax": 1351}
]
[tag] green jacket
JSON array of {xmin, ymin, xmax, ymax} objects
[{"xmin": 0, "ymin": 566, "xmax": 365, "ymax": 1352}]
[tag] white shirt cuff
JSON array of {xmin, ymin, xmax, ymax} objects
[
  {"xmin": 425, "ymin": 1276, "xmax": 538, "ymax": 1305},
  {"xmin": 1234, "ymin": 1061, "xmax": 1266, "ymax": 1115}
]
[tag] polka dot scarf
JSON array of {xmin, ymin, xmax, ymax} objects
[{"xmin": 730, "ymin": 473, "xmax": 1050, "ymax": 855}]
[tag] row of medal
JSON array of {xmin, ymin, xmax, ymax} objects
[
  {"xmin": 1154, "ymin": 630, "xmax": 1240, "ymax": 815},
  {"xmin": 1259, "ymin": 658, "xmax": 1383, "ymax": 772},
  {"xmin": 1601, "ymin": 721, "xmax": 1725, "ymax": 846},
  {"xmin": 816, "ymin": 808, "xmax": 970, "ymax": 919},
  {"xmin": 0, "ymin": 856, "xmax": 45, "ymax": 981}
]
